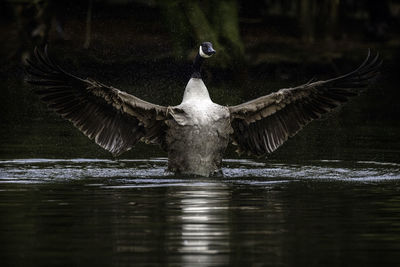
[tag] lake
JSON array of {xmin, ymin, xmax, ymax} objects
[{"xmin": 1, "ymin": 145, "xmax": 400, "ymax": 266}]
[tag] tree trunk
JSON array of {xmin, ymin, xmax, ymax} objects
[
  {"xmin": 299, "ymin": 0, "xmax": 315, "ymax": 43},
  {"xmin": 212, "ymin": 0, "xmax": 244, "ymax": 61}
]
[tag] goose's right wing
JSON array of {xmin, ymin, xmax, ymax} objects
[
  {"xmin": 26, "ymin": 47, "xmax": 168, "ymax": 156},
  {"xmin": 229, "ymin": 51, "xmax": 381, "ymax": 156}
]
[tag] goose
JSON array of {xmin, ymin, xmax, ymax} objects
[{"xmin": 26, "ymin": 42, "xmax": 381, "ymax": 177}]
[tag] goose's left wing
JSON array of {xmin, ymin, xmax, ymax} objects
[
  {"xmin": 228, "ymin": 51, "xmax": 381, "ymax": 156},
  {"xmin": 26, "ymin": 47, "xmax": 168, "ymax": 156}
]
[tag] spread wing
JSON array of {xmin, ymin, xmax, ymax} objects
[
  {"xmin": 229, "ymin": 51, "xmax": 381, "ymax": 156},
  {"xmin": 26, "ymin": 47, "xmax": 168, "ymax": 156}
]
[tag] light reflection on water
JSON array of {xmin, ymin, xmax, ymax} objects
[
  {"xmin": 173, "ymin": 186, "xmax": 230, "ymax": 265},
  {"xmin": 1, "ymin": 158, "xmax": 400, "ymax": 266}
]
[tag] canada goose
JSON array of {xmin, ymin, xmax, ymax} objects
[{"xmin": 26, "ymin": 42, "xmax": 381, "ymax": 177}]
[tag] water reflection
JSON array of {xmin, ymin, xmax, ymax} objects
[{"xmin": 169, "ymin": 182, "xmax": 230, "ymax": 265}]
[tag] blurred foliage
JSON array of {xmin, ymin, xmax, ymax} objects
[
  {"xmin": 2, "ymin": 0, "xmax": 399, "ymax": 65},
  {"xmin": 1, "ymin": 0, "xmax": 400, "ymax": 120}
]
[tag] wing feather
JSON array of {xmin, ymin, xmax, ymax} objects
[
  {"xmin": 26, "ymin": 47, "xmax": 168, "ymax": 156},
  {"xmin": 229, "ymin": 51, "xmax": 381, "ymax": 156}
]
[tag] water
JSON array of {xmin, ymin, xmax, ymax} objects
[{"xmin": 1, "ymin": 158, "xmax": 400, "ymax": 266}]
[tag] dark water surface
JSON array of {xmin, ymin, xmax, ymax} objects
[{"xmin": 1, "ymin": 157, "xmax": 400, "ymax": 266}]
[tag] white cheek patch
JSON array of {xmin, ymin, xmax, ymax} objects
[{"xmin": 199, "ymin": 46, "xmax": 212, "ymax": 58}]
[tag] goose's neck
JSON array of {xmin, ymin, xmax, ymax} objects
[
  {"xmin": 191, "ymin": 53, "xmax": 204, "ymax": 79},
  {"xmin": 182, "ymin": 52, "xmax": 211, "ymax": 104}
]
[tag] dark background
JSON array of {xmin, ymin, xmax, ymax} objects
[
  {"xmin": 1, "ymin": 3, "xmax": 400, "ymax": 266},
  {"xmin": 0, "ymin": 0, "xmax": 399, "ymax": 161}
]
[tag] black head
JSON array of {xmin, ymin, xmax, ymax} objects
[{"xmin": 199, "ymin": 42, "xmax": 216, "ymax": 58}]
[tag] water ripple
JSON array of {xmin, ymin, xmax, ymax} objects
[{"xmin": 0, "ymin": 158, "xmax": 399, "ymax": 186}]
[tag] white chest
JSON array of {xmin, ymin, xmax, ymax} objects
[
  {"xmin": 181, "ymin": 78, "xmax": 211, "ymax": 104},
  {"xmin": 169, "ymin": 77, "xmax": 230, "ymax": 127},
  {"xmin": 184, "ymin": 101, "xmax": 223, "ymax": 125}
]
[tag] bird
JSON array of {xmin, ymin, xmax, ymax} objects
[{"xmin": 26, "ymin": 42, "xmax": 381, "ymax": 177}]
